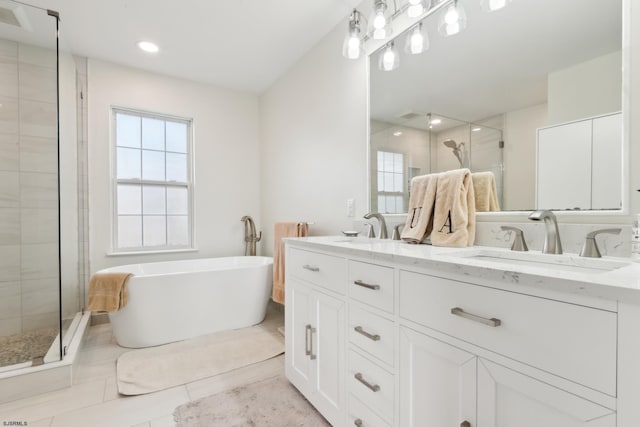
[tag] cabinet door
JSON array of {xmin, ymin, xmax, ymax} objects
[
  {"xmin": 310, "ymin": 289, "xmax": 346, "ymax": 426},
  {"xmin": 285, "ymin": 279, "xmax": 313, "ymax": 396},
  {"xmin": 537, "ymin": 120, "xmax": 592, "ymax": 210},
  {"xmin": 592, "ymin": 113, "xmax": 622, "ymax": 210},
  {"xmin": 477, "ymin": 358, "xmax": 615, "ymax": 427},
  {"xmin": 399, "ymin": 327, "xmax": 477, "ymax": 427}
]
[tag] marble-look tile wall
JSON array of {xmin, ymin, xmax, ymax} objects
[{"xmin": 0, "ymin": 39, "xmax": 60, "ymax": 337}]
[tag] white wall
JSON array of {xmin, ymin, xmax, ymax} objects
[
  {"xmin": 88, "ymin": 60, "xmax": 261, "ymax": 275},
  {"xmin": 502, "ymin": 103, "xmax": 548, "ymax": 211},
  {"xmin": 548, "ymin": 51, "xmax": 622, "ymax": 125},
  {"xmin": 259, "ymin": 19, "xmax": 368, "ymax": 256}
]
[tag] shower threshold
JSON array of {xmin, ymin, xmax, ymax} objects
[{"xmin": 0, "ymin": 311, "xmax": 91, "ymax": 404}]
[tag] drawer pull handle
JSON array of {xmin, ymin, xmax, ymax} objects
[
  {"xmin": 305, "ymin": 324, "xmax": 317, "ymax": 360},
  {"xmin": 354, "ymin": 419, "xmax": 363, "ymax": 427},
  {"xmin": 303, "ymin": 264, "xmax": 320, "ymax": 272},
  {"xmin": 451, "ymin": 307, "xmax": 501, "ymax": 327},
  {"xmin": 461, "ymin": 422, "xmax": 471, "ymax": 427},
  {"xmin": 354, "ymin": 326, "xmax": 380, "ymax": 341},
  {"xmin": 353, "ymin": 279, "xmax": 380, "ymax": 290},
  {"xmin": 354, "ymin": 372, "xmax": 380, "ymax": 392}
]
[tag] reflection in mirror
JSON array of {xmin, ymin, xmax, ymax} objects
[{"xmin": 369, "ymin": 0, "xmax": 623, "ymax": 214}]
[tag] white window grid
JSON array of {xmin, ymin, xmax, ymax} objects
[{"xmin": 376, "ymin": 150, "xmax": 405, "ymax": 214}]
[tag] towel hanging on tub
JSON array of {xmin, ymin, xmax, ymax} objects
[
  {"xmin": 87, "ymin": 272, "xmax": 133, "ymax": 312},
  {"xmin": 273, "ymin": 222, "xmax": 308, "ymax": 304}
]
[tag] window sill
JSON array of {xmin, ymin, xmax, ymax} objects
[{"xmin": 106, "ymin": 248, "xmax": 199, "ymax": 257}]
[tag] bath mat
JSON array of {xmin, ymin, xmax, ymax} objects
[
  {"xmin": 116, "ymin": 325, "xmax": 284, "ymax": 395},
  {"xmin": 173, "ymin": 375, "xmax": 330, "ymax": 426}
]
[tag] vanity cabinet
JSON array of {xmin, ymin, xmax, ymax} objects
[
  {"xmin": 285, "ymin": 249, "xmax": 346, "ymax": 426},
  {"xmin": 284, "ymin": 241, "xmax": 622, "ymax": 426}
]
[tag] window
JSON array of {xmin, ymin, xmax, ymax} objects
[
  {"xmin": 376, "ymin": 151, "xmax": 404, "ymax": 214},
  {"xmin": 113, "ymin": 108, "xmax": 193, "ymax": 251}
]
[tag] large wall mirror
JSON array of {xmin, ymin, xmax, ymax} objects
[{"xmin": 369, "ymin": 0, "xmax": 623, "ymax": 214}]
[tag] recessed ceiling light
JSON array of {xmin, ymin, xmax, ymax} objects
[
  {"xmin": 472, "ymin": 127, "xmax": 482, "ymax": 132},
  {"xmin": 430, "ymin": 118, "xmax": 442, "ymax": 125},
  {"xmin": 137, "ymin": 41, "xmax": 159, "ymax": 53},
  {"xmin": 393, "ymin": 131, "xmax": 403, "ymax": 136}
]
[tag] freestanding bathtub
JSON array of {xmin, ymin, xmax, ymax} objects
[{"xmin": 101, "ymin": 256, "xmax": 273, "ymax": 348}]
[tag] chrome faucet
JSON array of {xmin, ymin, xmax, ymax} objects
[
  {"xmin": 528, "ymin": 210, "xmax": 562, "ymax": 254},
  {"xmin": 240, "ymin": 215, "xmax": 262, "ymax": 256},
  {"xmin": 364, "ymin": 212, "xmax": 388, "ymax": 239}
]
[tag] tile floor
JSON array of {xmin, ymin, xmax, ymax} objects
[{"xmin": 0, "ymin": 308, "xmax": 285, "ymax": 427}]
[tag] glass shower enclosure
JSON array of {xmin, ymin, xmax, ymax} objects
[{"xmin": 0, "ymin": 0, "xmax": 86, "ymax": 373}]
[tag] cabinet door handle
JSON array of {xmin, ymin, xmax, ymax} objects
[
  {"xmin": 354, "ymin": 372, "xmax": 380, "ymax": 392},
  {"xmin": 353, "ymin": 279, "xmax": 380, "ymax": 290},
  {"xmin": 461, "ymin": 421, "xmax": 471, "ymax": 427},
  {"xmin": 451, "ymin": 307, "xmax": 501, "ymax": 327},
  {"xmin": 354, "ymin": 419, "xmax": 363, "ymax": 427},
  {"xmin": 305, "ymin": 324, "xmax": 317, "ymax": 360},
  {"xmin": 354, "ymin": 326, "xmax": 380, "ymax": 341},
  {"xmin": 303, "ymin": 264, "xmax": 320, "ymax": 272}
]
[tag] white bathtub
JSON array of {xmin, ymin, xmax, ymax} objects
[{"xmin": 101, "ymin": 256, "xmax": 273, "ymax": 348}]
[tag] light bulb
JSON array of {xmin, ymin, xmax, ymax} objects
[
  {"xmin": 446, "ymin": 22, "xmax": 460, "ymax": 35},
  {"xmin": 445, "ymin": 5, "xmax": 459, "ymax": 24},
  {"xmin": 379, "ymin": 43, "xmax": 399, "ymax": 71},
  {"xmin": 373, "ymin": 10, "xmax": 387, "ymax": 30},
  {"xmin": 347, "ymin": 36, "xmax": 361, "ymax": 59},
  {"xmin": 490, "ymin": 0, "xmax": 507, "ymax": 10},
  {"xmin": 383, "ymin": 50, "xmax": 395, "ymax": 69},
  {"xmin": 409, "ymin": 32, "xmax": 424, "ymax": 54}
]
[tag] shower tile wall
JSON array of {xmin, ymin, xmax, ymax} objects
[
  {"xmin": 0, "ymin": 39, "xmax": 59, "ymax": 337},
  {"xmin": 75, "ymin": 56, "xmax": 89, "ymax": 312}
]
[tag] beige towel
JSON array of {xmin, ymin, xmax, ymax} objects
[
  {"xmin": 431, "ymin": 168, "xmax": 476, "ymax": 247},
  {"xmin": 401, "ymin": 173, "xmax": 439, "ymax": 243},
  {"xmin": 273, "ymin": 222, "xmax": 308, "ymax": 304},
  {"xmin": 87, "ymin": 272, "xmax": 133, "ymax": 312},
  {"xmin": 472, "ymin": 171, "xmax": 500, "ymax": 212}
]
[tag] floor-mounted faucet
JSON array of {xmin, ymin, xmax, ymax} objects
[
  {"xmin": 241, "ymin": 215, "xmax": 262, "ymax": 256},
  {"xmin": 528, "ymin": 210, "xmax": 562, "ymax": 254},
  {"xmin": 364, "ymin": 212, "xmax": 388, "ymax": 239}
]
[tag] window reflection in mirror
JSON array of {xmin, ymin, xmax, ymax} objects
[{"xmin": 369, "ymin": 0, "xmax": 623, "ymax": 213}]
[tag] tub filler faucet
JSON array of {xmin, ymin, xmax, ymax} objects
[{"xmin": 241, "ymin": 215, "xmax": 262, "ymax": 256}]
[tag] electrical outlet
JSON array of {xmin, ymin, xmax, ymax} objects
[{"xmin": 346, "ymin": 198, "xmax": 355, "ymax": 217}]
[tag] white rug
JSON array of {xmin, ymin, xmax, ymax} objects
[
  {"xmin": 116, "ymin": 325, "xmax": 284, "ymax": 395},
  {"xmin": 173, "ymin": 375, "xmax": 330, "ymax": 426}
]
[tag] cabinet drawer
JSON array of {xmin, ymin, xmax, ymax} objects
[
  {"xmin": 287, "ymin": 248, "xmax": 347, "ymax": 294},
  {"xmin": 348, "ymin": 306, "xmax": 395, "ymax": 366},
  {"xmin": 348, "ymin": 261, "xmax": 394, "ymax": 313},
  {"xmin": 399, "ymin": 270, "xmax": 617, "ymax": 396},
  {"xmin": 348, "ymin": 394, "xmax": 392, "ymax": 427},
  {"xmin": 348, "ymin": 350, "xmax": 394, "ymax": 424}
]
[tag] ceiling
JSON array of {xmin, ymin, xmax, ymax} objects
[{"xmin": 12, "ymin": 0, "xmax": 361, "ymax": 94}]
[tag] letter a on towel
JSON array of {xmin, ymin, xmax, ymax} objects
[
  {"xmin": 401, "ymin": 173, "xmax": 439, "ymax": 244},
  {"xmin": 431, "ymin": 168, "xmax": 476, "ymax": 247}
]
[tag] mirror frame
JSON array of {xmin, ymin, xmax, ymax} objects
[{"xmin": 365, "ymin": 0, "xmax": 631, "ymax": 221}]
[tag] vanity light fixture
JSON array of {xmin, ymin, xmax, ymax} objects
[
  {"xmin": 481, "ymin": 0, "xmax": 512, "ymax": 12},
  {"xmin": 438, "ymin": 0, "xmax": 467, "ymax": 36},
  {"xmin": 369, "ymin": 0, "xmax": 393, "ymax": 40},
  {"xmin": 404, "ymin": 22, "xmax": 429, "ymax": 54},
  {"xmin": 379, "ymin": 42, "xmax": 399, "ymax": 71},
  {"xmin": 342, "ymin": 9, "xmax": 364, "ymax": 59},
  {"xmin": 137, "ymin": 41, "xmax": 159, "ymax": 53}
]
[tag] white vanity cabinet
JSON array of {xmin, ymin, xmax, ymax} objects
[
  {"xmin": 284, "ymin": 240, "xmax": 625, "ymax": 426},
  {"xmin": 285, "ymin": 248, "xmax": 346, "ymax": 426}
]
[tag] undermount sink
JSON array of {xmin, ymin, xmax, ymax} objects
[{"xmin": 443, "ymin": 248, "xmax": 632, "ymax": 274}]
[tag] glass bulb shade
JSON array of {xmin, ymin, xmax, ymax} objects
[
  {"xmin": 378, "ymin": 44, "xmax": 399, "ymax": 71},
  {"xmin": 438, "ymin": 1, "xmax": 467, "ymax": 36},
  {"xmin": 407, "ymin": 3, "xmax": 424, "ymax": 18},
  {"xmin": 342, "ymin": 31, "xmax": 363, "ymax": 59},
  {"xmin": 481, "ymin": 0, "xmax": 511, "ymax": 12},
  {"xmin": 404, "ymin": 24, "xmax": 429, "ymax": 54},
  {"xmin": 369, "ymin": 1, "xmax": 391, "ymax": 39},
  {"xmin": 373, "ymin": 10, "xmax": 387, "ymax": 29}
]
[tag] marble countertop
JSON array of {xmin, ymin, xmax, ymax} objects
[{"xmin": 286, "ymin": 236, "xmax": 640, "ymax": 305}]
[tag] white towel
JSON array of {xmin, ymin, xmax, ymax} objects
[
  {"xmin": 401, "ymin": 173, "xmax": 439, "ymax": 244},
  {"xmin": 431, "ymin": 168, "xmax": 476, "ymax": 247}
]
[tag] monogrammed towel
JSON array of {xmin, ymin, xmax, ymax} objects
[
  {"xmin": 431, "ymin": 168, "xmax": 476, "ymax": 247},
  {"xmin": 401, "ymin": 173, "xmax": 439, "ymax": 244}
]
